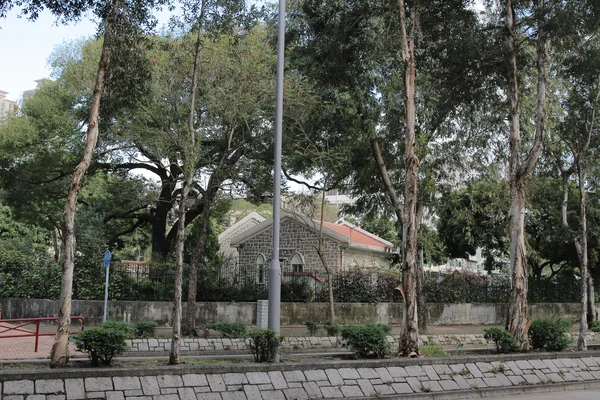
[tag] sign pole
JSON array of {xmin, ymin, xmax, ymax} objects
[{"xmin": 103, "ymin": 250, "xmax": 111, "ymax": 322}]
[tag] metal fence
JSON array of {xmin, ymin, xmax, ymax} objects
[{"xmin": 108, "ymin": 263, "xmax": 586, "ymax": 303}]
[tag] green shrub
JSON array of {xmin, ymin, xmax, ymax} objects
[
  {"xmin": 247, "ymin": 329, "xmax": 282, "ymax": 363},
  {"xmin": 420, "ymin": 345, "xmax": 448, "ymax": 357},
  {"xmin": 134, "ymin": 321, "xmax": 158, "ymax": 338},
  {"xmin": 203, "ymin": 322, "xmax": 247, "ymax": 339},
  {"xmin": 102, "ymin": 320, "xmax": 133, "ymax": 337},
  {"xmin": 484, "ymin": 328, "xmax": 518, "ymax": 353},
  {"xmin": 305, "ymin": 321, "xmax": 319, "ymax": 336},
  {"xmin": 590, "ymin": 320, "xmax": 600, "ymax": 332},
  {"xmin": 529, "ymin": 317, "xmax": 572, "ymax": 351},
  {"xmin": 323, "ymin": 322, "xmax": 340, "ymax": 337},
  {"xmin": 74, "ymin": 326, "xmax": 128, "ymax": 366},
  {"xmin": 341, "ymin": 324, "xmax": 390, "ymax": 358}
]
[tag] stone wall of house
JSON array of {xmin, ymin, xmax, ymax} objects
[
  {"xmin": 237, "ymin": 218, "xmax": 341, "ymax": 285},
  {"xmin": 343, "ymin": 248, "xmax": 392, "ymax": 270},
  {"xmin": 220, "ymin": 219, "xmax": 263, "ymax": 261}
]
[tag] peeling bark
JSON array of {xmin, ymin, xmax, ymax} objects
[
  {"xmin": 169, "ymin": 176, "xmax": 193, "ymax": 365},
  {"xmin": 170, "ymin": 2, "xmax": 205, "ymax": 361},
  {"xmin": 397, "ymin": 0, "xmax": 420, "ymax": 357},
  {"xmin": 49, "ymin": 0, "xmax": 120, "ymax": 368},
  {"xmin": 505, "ymin": 0, "xmax": 546, "ymax": 349}
]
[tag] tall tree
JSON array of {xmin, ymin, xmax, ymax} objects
[
  {"xmin": 50, "ymin": 0, "xmax": 121, "ymax": 368},
  {"xmin": 395, "ymin": 0, "xmax": 420, "ymax": 357},
  {"xmin": 503, "ymin": 0, "xmax": 548, "ymax": 348}
]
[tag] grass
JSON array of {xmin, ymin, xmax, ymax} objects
[{"xmin": 420, "ymin": 345, "xmax": 448, "ymax": 357}]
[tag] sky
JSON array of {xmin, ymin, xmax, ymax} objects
[{"xmin": 0, "ymin": 9, "xmax": 98, "ymax": 101}]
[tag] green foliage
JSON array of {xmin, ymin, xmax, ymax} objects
[
  {"xmin": 74, "ymin": 322, "xmax": 129, "ymax": 366},
  {"xmin": 323, "ymin": 322, "xmax": 341, "ymax": 337},
  {"xmin": 101, "ymin": 320, "xmax": 133, "ymax": 337},
  {"xmin": 305, "ymin": 321, "xmax": 319, "ymax": 336},
  {"xmin": 247, "ymin": 329, "xmax": 282, "ymax": 363},
  {"xmin": 315, "ymin": 270, "xmax": 402, "ymax": 303},
  {"xmin": 204, "ymin": 322, "xmax": 247, "ymax": 339},
  {"xmin": 484, "ymin": 328, "xmax": 518, "ymax": 353},
  {"xmin": 590, "ymin": 321, "xmax": 600, "ymax": 332},
  {"xmin": 420, "ymin": 345, "xmax": 448, "ymax": 357},
  {"xmin": 134, "ymin": 321, "xmax": 158, "ymax": 338},
  {"xmin": 281, "ymin": 279, "xmax": 313, "ymax": 302},
  {"xmin": 341, "ymin": 324, "xmax": 390, "ymax": 359},
  {"xmin": 529, "ymin": 317, "xmax": 572, "ymax": 352}
]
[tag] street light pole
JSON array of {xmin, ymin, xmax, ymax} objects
[{"xmin": 268, "ymin": 0, "xmax": 286, "ymax": 363}]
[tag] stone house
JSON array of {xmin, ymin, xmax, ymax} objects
[
  {"xmin": 229, "ymin": 210, "xmax": 395, "ymax": 285},
  {"xmin": 218, "ymin": 212, "xmax": 266, "ymax": 281}
]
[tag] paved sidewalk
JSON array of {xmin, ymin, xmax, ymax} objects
[{"xmin": 492, "ymin": 389, "xmax": 600, "ymax": 399}]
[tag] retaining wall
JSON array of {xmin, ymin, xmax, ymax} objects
[
  {"xmin": 2, "ymin": 353, "xmax": 600, "ymax": 399},
  {"xmin": 125, "ymin": 332, "xmax": 600, "ymax": 354},
  {"xmin": 0, "ymin": 298, "xmax": 581, "ymax": 326}
]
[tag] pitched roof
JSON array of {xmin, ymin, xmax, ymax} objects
[
  {"xmin": 218, "ymin": 211, "xmax": 266, "ymax": 243},
  {"xmin": 321, "ymin": 221, "xmax": 393, "ymax": 249},
  {"xmin": 230, "ymin": 210, "xmax": 393, "ymax": 253}
]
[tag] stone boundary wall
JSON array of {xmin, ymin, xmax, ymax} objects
[
  {"xmin": 2, "ymin": 353, "xmax": 600, "ymax": 399},
  {"xmin": 125, "ymin": 332, "xmax": 600, "ymax": 353},
  {"xmin": 0, "ymin": 299, "xmax": 581, "ymax": 326}
]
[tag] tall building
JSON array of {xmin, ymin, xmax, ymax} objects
[
  {"xmin": 23, "ymin": 79, "xmax": 51, "ymax": 100},
  {"xmin": 0, "ymin": 90, "xmax": 16, "ymax": 122}
]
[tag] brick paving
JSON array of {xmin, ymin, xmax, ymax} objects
[
  {"xmin": 2, "ymin": 356, "xmax": 600, "ymax": 399},
  {"xmin": 0, "ymin": 323, "xmax": 81, "ymax": 360}
]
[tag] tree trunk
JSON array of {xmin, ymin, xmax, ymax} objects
[
  {"xmin": 507, "ymin": 181, "xmax": 530, "ymax": 347},
  {"xmin": 52, "ymin": 228, "xmax": 61, "ymax": 263},
  {"xmin": 588, "ymin": 275, "xmax": 596, "ymax": 324},
  {"xmin": 151, "ymin": 196, "xmax": 173, "ymax": 260},
  {"xmin": 169, "ymin": 176, "xmax": 192, "ymax": 365},
  {"xmin": 417, "ymin": 247, "xmax": 426, "ymax": 333},
  {"xmin": 577, "ymin": 166, "xmax": 589, "ymax": 350},
  {"xmin": 318, "ymin": 181, "xmax": 335, "ymax": 324},
  {"xmin": 505, "ymin": 0, "xmax": 546, "ymax": 349},
  {"xmin": 170, "ymin": 9, "xmax": 204, "ymax": 360},
  {"xmin": 49, "ymin": 0, "xmax": 119, "ymax": 368},
  {"xmin": 397, "ymin": 0, "xmax": 419, "ymax": 357},
  {"xmin": 327, "ymin": 269, "xmax": 335, "ymax": 323},
  {"xmin": 184, "ymin": 200, "xmax": 211, "ymax": 336}
]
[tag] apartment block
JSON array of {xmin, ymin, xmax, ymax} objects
[{"xmin": 0, "ymin": 90, "xmax": 16, "ymax": 122}]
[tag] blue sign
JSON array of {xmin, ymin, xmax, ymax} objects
[{"xmin": 103, "ymin": 250, "xmax": 111, "ymax": 268}]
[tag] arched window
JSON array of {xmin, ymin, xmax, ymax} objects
[
  {"xmin": 290, "ymin": 253, "xmax": 304, "ymax": 273},
  {"xmin": 256, "ymin": 254, "xmax": 266, "ymax": 285}
]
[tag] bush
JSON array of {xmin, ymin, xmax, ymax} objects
[
  {"xmin": 134, "ymin": 321, "xmax": 158, "ymax": 338},
  {"xmin": 102, "ymin": 320, "xmax": 133, "ymax": 338},
  {"xmin": 529, "ymin": 317, "xmax": 572, "ymax": 351},
  {"xmin": 484, "ymin": 328, "xmax": 519, "ymax": 353},
  {"xmin": 420, "ymin": 345, "xmax": 448, "ymax": 357},
  {"xmin": 323, "ymin": 322, "xmax": 340, "ymax": 337},
  {"xmin": 204, "ymin": 322, "xmax": 247, "ymax": 339},
  {"xmin": 74, "ymin": 325, "xmax": 128, "ymax": 366},
  {"xmin": 341, "ymin": 324, "xmax": 390, "ymax": 358},
  {"xmin": 247, "ymin": 329, "xmax": 282, "ymax": 363},
  {"xmin": 305, "ymin": 321, "xmax": 319, "ymax": 336},
  {"xmin": 590, "ymin": 320, "xmax": 600, "ymax": 332}
]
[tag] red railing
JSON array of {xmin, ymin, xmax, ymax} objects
[{"xmin": 0, "ymin": 317, "xmax": 85, "ymax": 352}]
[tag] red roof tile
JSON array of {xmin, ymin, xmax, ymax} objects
[{"xmin": 320, "ymin": 222, "xmax": 392, "ymax": 249}]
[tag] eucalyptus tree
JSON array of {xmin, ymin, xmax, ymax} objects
[
  {"xmin": 1, "ymin": 0, "xmax": 170, "ymax": 367},
  {"xmin": 549, "ymin": 5, "xmax": 600, "ymax": 349},
  {"xmin": 286, "ymin": 0, "xmax": 492, "ymax": 355}
]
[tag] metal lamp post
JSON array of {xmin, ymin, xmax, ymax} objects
[{"xmin": 268, "ymin": 0, "xmax": 286, "ymax": 363}]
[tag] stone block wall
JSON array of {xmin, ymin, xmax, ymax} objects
[{"xmin": 3, "ymin": 354, "xmax": 600, "ymax": 399}]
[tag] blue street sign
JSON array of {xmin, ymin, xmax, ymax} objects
[{"xmin": 103, "ymin": 250, "xmax": 111, "ymax": 268}]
